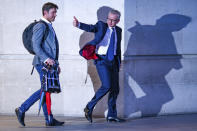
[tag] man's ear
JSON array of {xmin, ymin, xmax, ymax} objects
[
  {"xmin": 116, "ymin": 19, "xmax": 120, "ymax": 24},
  {"xmin": 43, "ymin": 10, "xmax": 48, "ymax": 16}
]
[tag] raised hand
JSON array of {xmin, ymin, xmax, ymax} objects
[{"xmin": 73, "ymin": 16, "xmax": 79, "ymax": 27}]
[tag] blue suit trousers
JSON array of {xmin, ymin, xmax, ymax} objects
[
  {"xmin": 19, "ymin": 64, "xmax": 48, "ymax": 121},
  {"xmin": 87, "ymin": 58, "xmax": 120, "ymax": 118}
]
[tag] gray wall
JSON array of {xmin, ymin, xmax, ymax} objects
[
  {"xmin": 124, "ymin": 0, "xmax": 197, "ymax": 118},
  {"xmin": 0, "ymin": 0, "xmax": 197, "ymax": 118},
  {"xmin": 0, "ymin": 0, "xmax": 124, "ymax": 117}
]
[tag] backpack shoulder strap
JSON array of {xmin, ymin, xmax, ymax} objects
[
  {"xmin": 39, "ymin": 20, "xmax": 49, "ymax": 41},
  {"xmin": 30, "ymin": 20, "xmax": 49, "ymax": 75}
]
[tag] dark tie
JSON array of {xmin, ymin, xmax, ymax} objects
[{"xmin": 106, "ymin": 28, "xmax": 115, "ymax": 61}]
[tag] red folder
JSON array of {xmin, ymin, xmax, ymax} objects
[{"xmin": 82, "ymin": 45, "xmax": 98, "ymax": 60}]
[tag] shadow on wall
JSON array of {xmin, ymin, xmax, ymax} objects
[
  {"xmin": 78, "ymin": 6, "xmax": 113, "ymax": 117},
  {"xmin": 124, "ymin": 14, "xmax": 191, "ymax": 117}
]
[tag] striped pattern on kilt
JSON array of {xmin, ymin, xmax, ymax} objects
[{"xmin": 41, "ymin": 64, "xmax": 61, "ymax": 93}]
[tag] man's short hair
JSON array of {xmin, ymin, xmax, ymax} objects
[
  {"xmin": 42, "ymin": 2, "xmax": 58, "ymax": 16},
  {"xmin": 109, "ymin": 9, "xmax": 121, "ymax": 20}
]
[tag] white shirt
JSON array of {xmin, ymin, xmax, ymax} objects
[
  {"xmin": 41, "ymin": 17, "xmax": 51, "ymax": 24},
  {"xmin": 96, "ymin": 27, "xmax": 117, "ymax": 55},
  {"xmin": 41, "ymin": 17, "xmax": 56, "ymax": 37}
]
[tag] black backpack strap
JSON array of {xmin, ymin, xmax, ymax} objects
[
  {"xmin": 39, "ymin": 20, "xmax": 49, "ymax": 42},
  {"xmin": 30, "ymin": 20, "xmax": 49, "ymax": 75},
  {"xmin": 31, "ymin": 66, "xmax": 34, "ymax": 75}
]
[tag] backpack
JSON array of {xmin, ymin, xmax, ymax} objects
[{"xmin": 22, "ymin": 20, "xmax": 49, "ymax": 55}]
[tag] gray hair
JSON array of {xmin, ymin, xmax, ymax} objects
[{"xmin": 109, "ymin": 9, "xmax": 121, "ymax": 20}]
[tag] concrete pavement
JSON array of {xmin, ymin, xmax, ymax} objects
[{"xmin": 0, "ymin": 114, "xmax": 197, "ymax": 131}]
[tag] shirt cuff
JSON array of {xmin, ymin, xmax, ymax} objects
[
  {"xmin": 77, "ymin": 22, "xmax": 80, "ymax": 28},
  {"xmin": 44, "ymin": 58, "xmax": 49, "ymax": 64}
]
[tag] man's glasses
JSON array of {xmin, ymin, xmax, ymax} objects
[{"xmin": 107, "ymin": 18, "xmax": 118, "ymax": 23}]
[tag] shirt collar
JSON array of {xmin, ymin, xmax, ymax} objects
[
  {"xmin": 41, "ymin": 17, "xmax": 51, "ymax": 24},
  {"xmin": 109, "ymin": 26, "xmax": 115, "ymax": 31}
]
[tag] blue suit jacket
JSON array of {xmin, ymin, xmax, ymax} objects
[
  {"xmin": 32, "ymin": 22, "xmax": 59, "ymax": 66},
  {"xmin": 79, "ymin": 21, "xmax": 122, "ymax": 66}
]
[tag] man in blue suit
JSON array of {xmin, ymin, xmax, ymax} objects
[
  {"xmin": 73, "ymin": 9, "xmax": 125, "ymax": 123},
  {"xmin": 15, "ymin": 2, "xmax": 64, "ymax": 126}
]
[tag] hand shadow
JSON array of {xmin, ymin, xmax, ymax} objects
[{"xmin": 124, "ymin": 14, "xmax": 191, "ymax": 117}]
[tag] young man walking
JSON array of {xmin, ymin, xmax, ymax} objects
[{"xmin": 15, "ymin": 2, "xmax": 64, "ymax": 126}]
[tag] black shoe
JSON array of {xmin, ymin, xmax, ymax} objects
[
  {"xmin": 107, "ymin": 117, "xmax": 126, "ymax": 123},
  {"xmin": 53, "ymin": 118, "xmax": 65, "ymax": 126},
  {"xmin": 84, "ymin": 106, "xmax": 92, "ymax": 123},
  {"xmin": 46, "ymin": 118, "xmax": 64, "ymax": 126},
  {"xmin": 15, "ymin": 108, "xmax": 25, "ymax": 126}
]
